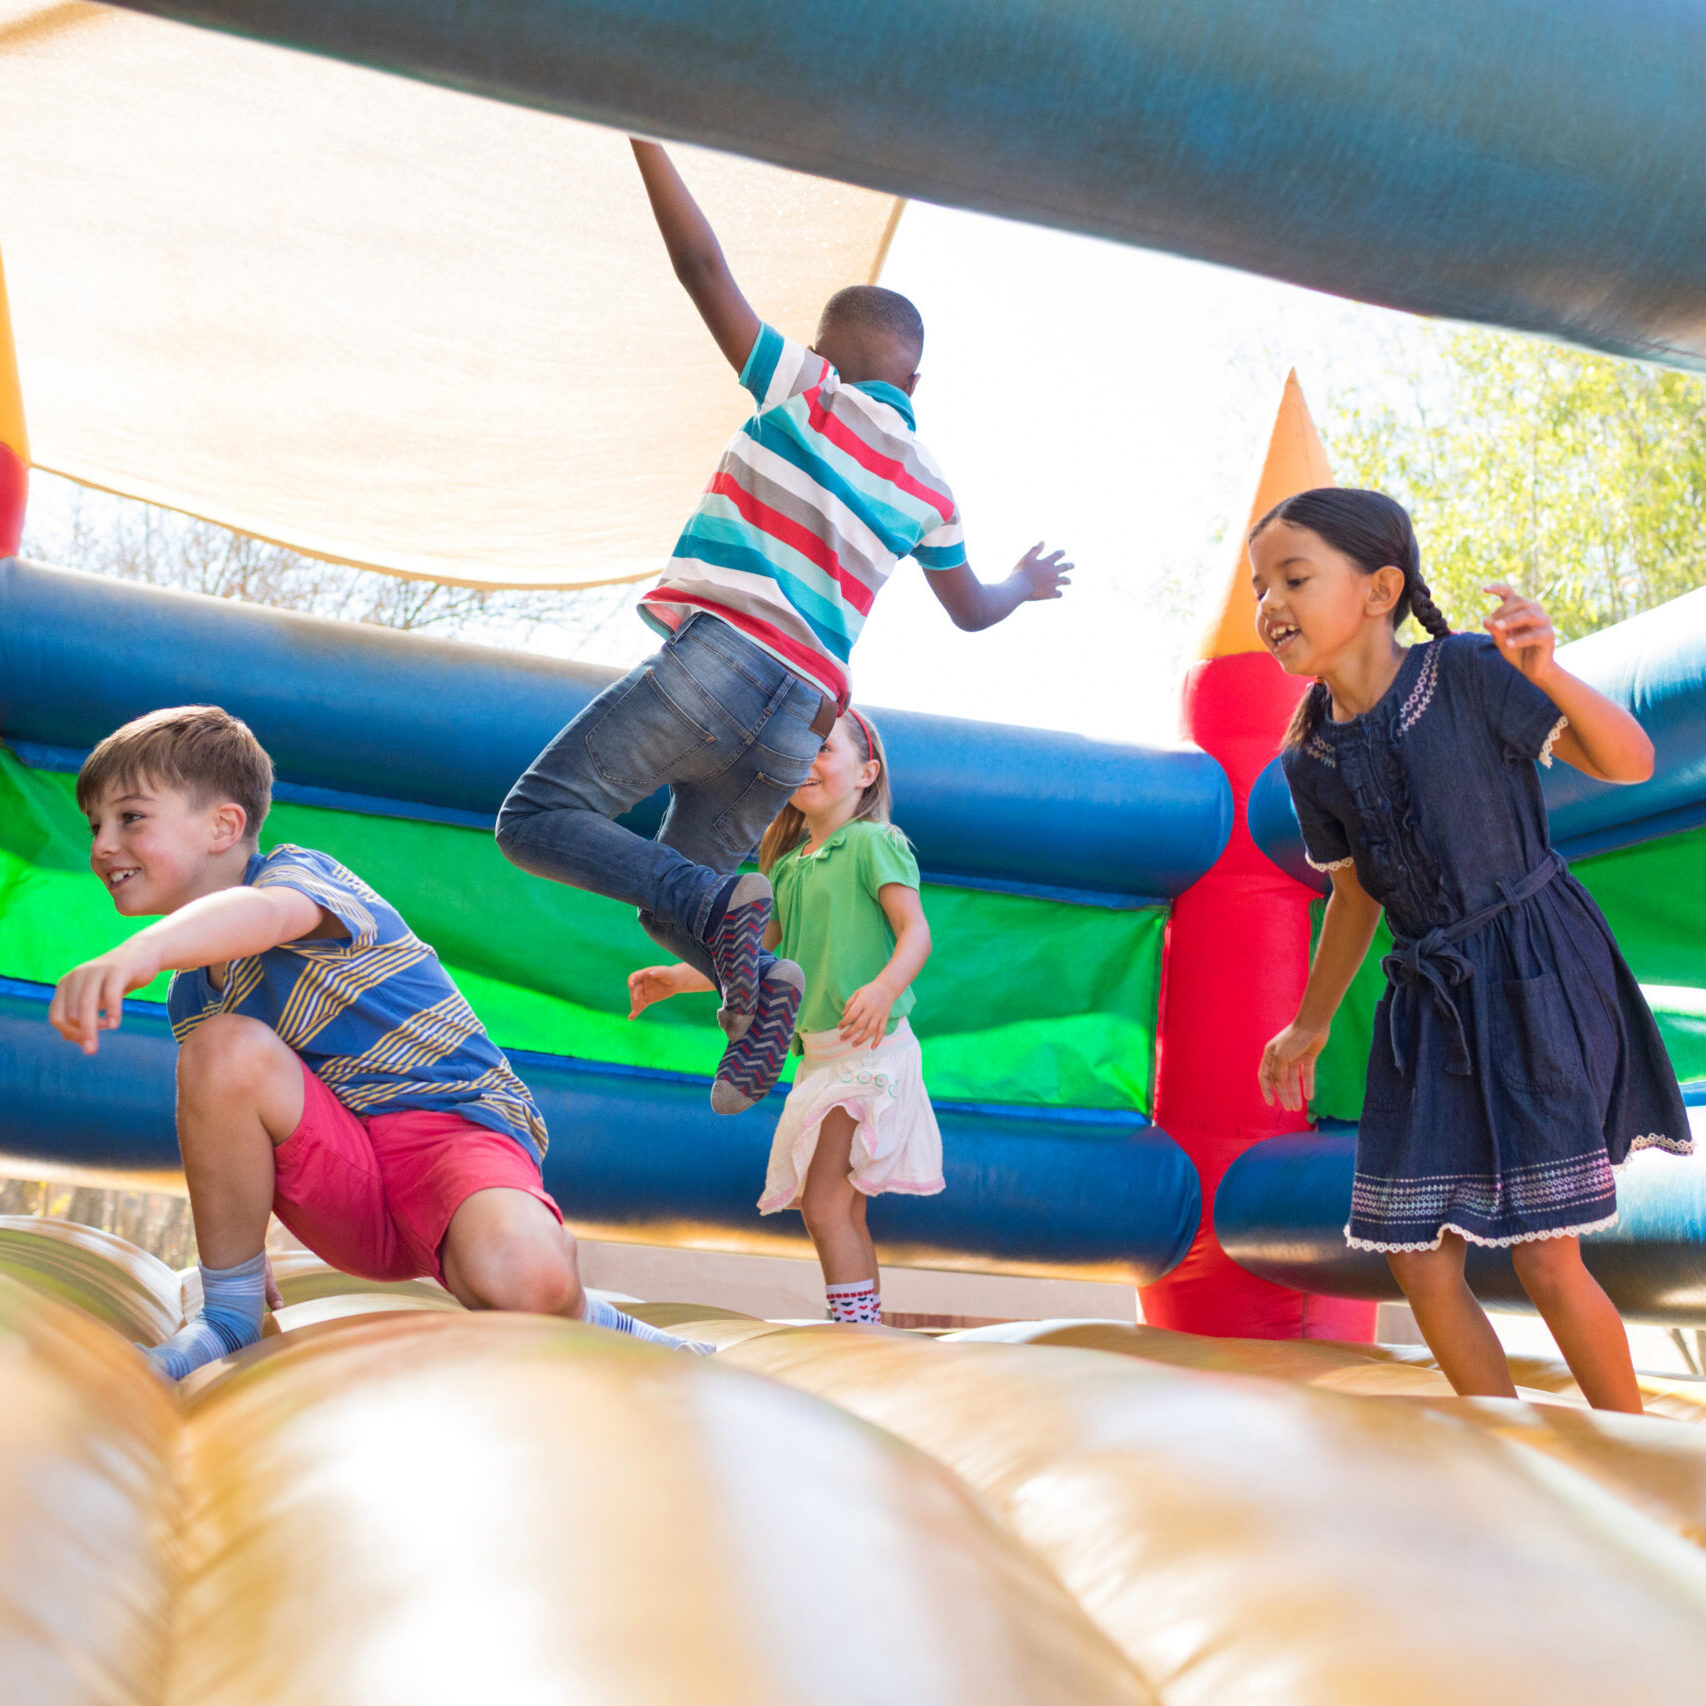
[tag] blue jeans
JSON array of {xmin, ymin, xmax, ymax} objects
[{"xmin": 495, "ymin": 614, "xmax": 827, "ymax": 981}]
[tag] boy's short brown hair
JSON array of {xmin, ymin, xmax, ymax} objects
[{"xmin": 76, "ymin": 706, "xmax": 273, "ymax": 839}]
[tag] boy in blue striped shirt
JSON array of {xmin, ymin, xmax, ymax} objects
[{"xmin": 50, "ymin": 705, "xmax": 708, "ymax": 1378}]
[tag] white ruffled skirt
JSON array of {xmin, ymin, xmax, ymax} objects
[{"xmin": 758, "ymin": 1019, "xmax": 945, "ymax": 1212}]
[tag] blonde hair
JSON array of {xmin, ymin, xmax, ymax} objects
[
  {"xmin": 758, "ymin": 708, "xmax": 894, "ymax": 873},
  {"xmin": 77, "ymin": 705, "xmax": 273, "ymax": 840}
]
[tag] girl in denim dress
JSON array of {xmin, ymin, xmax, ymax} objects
[{"xmin": 1254, "ymin": 489, "xmax": 1688, "ymax": 1412}]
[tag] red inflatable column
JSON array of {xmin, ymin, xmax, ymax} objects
[
  {"xmin": 1140, "ymin": 375, "xmax": 1376, "ymax": 1341},
  {"xmin": 0, "ymin": 245, "xmax": 27, "ymax": 556}
]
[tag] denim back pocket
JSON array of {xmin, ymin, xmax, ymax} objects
[{"xmin": 585, "ymin": 664, "xmax": 722, "ymax": 792}]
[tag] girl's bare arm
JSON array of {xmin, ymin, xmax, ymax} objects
[
  {"xmin": 1257, "ymin": 864, "xmax": 1383, "ymax": 1111},
  {"xmin": 1484, "ymin": 584, "xmax": 1654, "ymax": 782}
]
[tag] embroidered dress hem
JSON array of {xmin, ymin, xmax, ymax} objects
[
  {"xmin": 1345, "ymin": 1212, "xmax": 1620, "ymax": 1254},
  {"xmin": 758, "ymin": 1020, "xmax": 943, "ymax": 1213},
  {"xmin": 1613, "ymin": 1132, "xmax": 1696, "ymax": 1168}
]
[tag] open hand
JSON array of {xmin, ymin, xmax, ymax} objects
[
  {"xmin": 839, "ymin": 981, "xmax": 896, "ymax": 1050},
  {"xmin": 1257, "ymin": 1021, "xmax": 1329, "ymax": 1112},
  {"xmin": 628, "ymin": 964, "xmax": 689, "ymax": 1020},
  {"xmin": 49, "ymin": 940, "xmax": 162, "ymax": 1055},
  {"xmin": 1012, "ymin": 542, "xmax": 1073, "ymax": 603},
  {"xmin": 1483, "ymin": 584, "xmax": 1557, "ymax": 682}
]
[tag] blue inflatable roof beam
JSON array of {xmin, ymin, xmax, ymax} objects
[
  {"xmin": 0, "ymin": 559, "xmax": 1232, "ymax": 902},
  {"xmin": 1250, "ymin": 586, "xmax": 1706, "ymax": 888},
  {"xmin": 0, "ymin": 979, "xmax": 1201, "ymax": 1281},
  {"xmin": 107, "ymin": 0, "xmax": 1706, "ymax": 371},
  {"xmin": 1215, "ymin": 1123, "xmax": 1706, "ymax": 1326}
]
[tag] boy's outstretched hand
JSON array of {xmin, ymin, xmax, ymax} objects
[
  {"xmin": 1013, "ymin": 542, "xmax": 1073, "ymax": 602},
  {"xmin": 50, "ymin": 939, "xmax": 163, "ymax": 1055}
]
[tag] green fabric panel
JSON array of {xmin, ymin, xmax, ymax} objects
[
  {"xmin": 1308, "ymin": 828, "xmax": 1706, "ymax": 1123},
  {"xmin": 0, "ymin": 745, "xmax": 1161, "ymax": 1112},
  {"xmin": 1570, "ymin": 826, "xmax": 1706, "ymax": 989},
  {"xmin": 1306, "ymin": 905, "xmax": 1394, "ymax": 1124},
  {"xmin": 1574, "ymin": 826, "xmax": 1706, "ymax": 1087}
]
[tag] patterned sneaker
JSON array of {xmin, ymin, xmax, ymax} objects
[
  {"xmin": 705, "ymin": 872, "xmax": 773, "ymax": 1035},
  {"xmin": 711, "ymin": 958, "xmax": 804, "ymax": 1114}
]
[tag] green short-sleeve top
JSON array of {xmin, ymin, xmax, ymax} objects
[{"xmin": 770, "ymin": 818, "xmax": 921, "ymax": 1039}]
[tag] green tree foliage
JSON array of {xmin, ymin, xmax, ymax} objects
[{"xmin": 1326, "ymin": 328, "xmax": 1706, "ymax": 639}]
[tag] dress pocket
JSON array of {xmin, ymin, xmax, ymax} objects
[
  {"xmin": 585, "ymin": 665, "xmax": 720, "ymax": 791},
  {"xmin": 1493, "ymin": 972, "xmax": 1590, "ymax": 1095}
]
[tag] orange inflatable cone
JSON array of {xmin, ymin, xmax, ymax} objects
[{"xmin": 1140, "ymin": 374, "xmax": 1376, "ymax": 1340}]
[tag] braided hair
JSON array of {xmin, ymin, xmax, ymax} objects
[{"xmin": 1249, "ymin": 488, "xmax": 1452, "ymax": 748}]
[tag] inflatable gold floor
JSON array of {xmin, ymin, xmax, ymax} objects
[{"xmin": 7, "ymin": 1215, "xmax": 1706, "ymax": 1705}]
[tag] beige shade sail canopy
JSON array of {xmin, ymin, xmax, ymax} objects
[{"xmin": 0, "ymin": 2, "xmax": 901, "ymax": 587}]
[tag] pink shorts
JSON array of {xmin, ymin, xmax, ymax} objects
[{"xmin": 273, "ymin": 1062, "xmax": 561, "ymax": 1286}]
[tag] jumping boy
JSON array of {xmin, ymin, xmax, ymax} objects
[
  {"xmin": 50, "ymin": 705, "xmax": 708, "ymax": 1379},
  {"xmin": 497, "ymin": 138, "xmax": 1072, "ymax": 1115}
]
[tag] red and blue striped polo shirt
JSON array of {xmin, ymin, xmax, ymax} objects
[{"xmin": 640, "ymin": 322, "xmax": 967, "ymax": 707}]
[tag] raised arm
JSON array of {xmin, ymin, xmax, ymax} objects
[
  {"xmin": 631, "ymin": 138, "xmax": 761, "ymax": 374},
  {"xmin": 926, "ymin": 543, "xmax": 1073, "ymax": 632},
  {"xmin": 1257, "ymin": 862, "xmax": 1383, "ymax": 1111},
  {"xmin": 1484, "ymin": 584, "xmax": 1655, "ymax": 783},
  {"xmin": 49, "ymin": 886, "xmax": 336, "ymax": 1054}
]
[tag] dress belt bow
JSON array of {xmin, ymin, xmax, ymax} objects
[{"xmin": 1379, "ymin": 852, "xmax": 1564, "ymax": 1080}]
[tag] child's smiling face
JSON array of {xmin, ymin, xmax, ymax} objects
[
  {"xmin": 790, "ymin": 718, "xmax": 879, "ymax": 822},
  {"xmin": 86, "ymin": 778, "xmax": 246, "ymax": 917},
  {"xmin": 1250, "ymin": 520, "xmax": 1406, "ymax": 678}
]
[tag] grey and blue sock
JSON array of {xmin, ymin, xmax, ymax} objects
[
  {"xmin": 581, "ymin": 1293, "xmax": 715, "ymax": 1355},
  {"xmin": 144, "ymin": 1251, "xmax": 268, "ymax": 1381}
]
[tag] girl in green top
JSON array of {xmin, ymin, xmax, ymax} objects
[{"xmin": 628, "ymin": 710, "xmax": 941, "ymax": 1325}]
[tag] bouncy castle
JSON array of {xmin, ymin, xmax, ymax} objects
[{"xmin": 4, "ymin": 3, "xmax": 1706, "ymax": 1702}]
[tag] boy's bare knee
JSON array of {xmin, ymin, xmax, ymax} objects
[
  {"xmin": 178, "ymin": 1013, "xmax": 294, "ymax": 1093},
  {"xmin": 458, "ymin": 1234, "xmax": 580, "ymax": 1317}
]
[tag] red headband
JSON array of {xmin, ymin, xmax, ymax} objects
[{"xmin": 847, "ymin": 707, "xmax": 877, "ymax": 759}]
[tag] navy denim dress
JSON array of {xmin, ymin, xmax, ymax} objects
[{"xmin": 1281, "ymin": 634, "xmax": 1689, "ymax": 1251}]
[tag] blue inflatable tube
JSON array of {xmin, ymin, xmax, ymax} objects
[
  {"xmin": 0, "ymin": 559, "xmax": 1230, "ymax": 903},
  {"xmin": 1251, "ymin": 587, "xmax": 1706, "ymax": 888},
  {"xmin": 109, "ymin": 0, "xmax": 1706, "ymax": 370},
  {"xmin": 0, "ymin": 980, "xmax": 1200, "ymax": 1281},
  {"xmin": 1215, "ymin": 1123, "xmax": 1706, "ymax": 1325}
]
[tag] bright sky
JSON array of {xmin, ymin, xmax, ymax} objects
[{"xmin": 856, "ymin": 201, "xmax": 1419, "ymax": 745}]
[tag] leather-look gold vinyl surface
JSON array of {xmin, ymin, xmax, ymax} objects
[
  {"xmin": 0, "ymin": 1212, "xmax": 183, "ymax": 1345},
  {"xmin": 723, "ymin": 1327, "xmax": 1706, "ymax": 1704},
  {"xmin": 0, "ymin": 1268, "xmax": 177, "ymax": 1705},
  {"xmin": 7, "ymin": 1216, "xmax": 1706, "ymax": 1706}
]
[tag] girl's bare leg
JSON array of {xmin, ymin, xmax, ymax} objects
[
  {"xmin": 800, "ymin": 1108, "xmax": 873, "ymax": 1285},
  {"xmin": 1510, "ymin": 1235, "xmax": 1642, "ymax": 1413},
  {"xmin": 850, "ymin": 1187, "xmax": 878, "ymax": 1287},
  {"xmin": 1387, "ymin": 1234, "xmax": 1517, "ymax": 1398}
]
